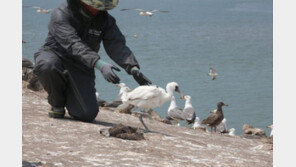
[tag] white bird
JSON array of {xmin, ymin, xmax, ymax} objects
[
  {"xmin": 95, "ymin": 92, "xmax": 99, "ymax": 100},
  {"xmin": 217, "ymin": 118, "xmax": 227, "ymax": 133},
  {"xmin": 267, "ymin": 125, "xmax": 273, "ymax": 137},
  {"xmin": 228, "ymin": 128, "xmax": 236, "ymax": 136},
  {"xmin": 182, "ymin": 95, "xmax": 196, "ymax": 127},
  {"xmin": 24, "ymin": 6, "xmax": 52, "ymax": 14},
  {"xmin": 103, "ymin": 83, "xmax": 132, "ymax": 108},
  {"xmin": 208, "ymin": 68, "xmax": 218, "ymax": 80},
  {"xmin": 121, "ymin": 82, "xmax": 184, "ymax": 132},
  {"xmin": 120, "ymin": 8, "xmax": 169, "ymax": 17},
  {"xmin": 192, "ymin": 117, "xmax": 202, "ymax": 129},
  {"xmin": 164, "ymin": 96, "xmax": 184, "ymax": 125}
]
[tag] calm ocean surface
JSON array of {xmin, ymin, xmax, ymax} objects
[{"xmin": 23, "ymin": 0, "xmax": 273, "ymax": 134}]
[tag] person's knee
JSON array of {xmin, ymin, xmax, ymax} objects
[
  {"xmin": 34, "ymin": 58, "xmax": 59, "ymax": 77},
  {"xmin": 72, "ymin": 108, "xmax": 99, "ymax": 122}
]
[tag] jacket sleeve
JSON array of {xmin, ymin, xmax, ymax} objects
[
  {"xmin": 102, "ymin": 14, "xmax": 139, "ymax": 74},
  {"xmin": 48, "ymin": 10, "xmax": 100, "ymax": 69}
]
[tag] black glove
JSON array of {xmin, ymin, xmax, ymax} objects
[
  {"xmin": 131, "ymin": 68, "xmax": 152, "ymax": 85},
  {"xmin": 95, "ymin": 60, "xmax": 121, "ymax": 84}
]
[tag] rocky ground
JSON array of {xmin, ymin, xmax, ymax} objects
[{"xmin": 22, "ymin": 81, "xmax": 273, "ymax": 167}]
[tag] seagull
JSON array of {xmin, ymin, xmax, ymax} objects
[
  {"xmin": 216, "ymin": 118, "xmax": 227, "ymax": 133},
  {"xmin": 266, "ymin": 125, "xmax": 273, "ymax": 137},
  {"xmin": 121, "ymin": 82, "xmax": 184, "ymax": 132},
  {"xmin": 24, "ymin": 6, "xmax": 52, "ymax": 14},
  {"xmin": 95, "ymin": 92, "xmax": 107, "ymax": 107},
  {"xmin": 182, "ymin": 95, "xmax": 196, "ymax": 128},
  {"xmin": 164, "ymin": 96, "xmax": 184, "ymax": 125},
  {"xmin": 228, "ymin": 128, "xmax": 236, "ymax": 136},
  {"xmin": 104, "ymin": 83, "xmax": 129, "ymax": 108},
  {"xmin": 120, "ymin": 8, "xmax": 169, "ymax": 17},
  {"xmin": 202, "ymin": 102, "xmax": 228, "ymax": 132},
  {"xmin": 208, "ymin": 68, "xmax": 218, "ymax": 80},
  {"xmin": 191, "ymin": 117, "xmax": 206, "ymax": 131},
  {"xmin": 243, "ymin": 124, "xmax": 266, "ymax": 137}
]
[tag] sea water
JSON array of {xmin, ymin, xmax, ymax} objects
[{"xmin": 22, "ymin": 0, "xmax": 273, "ymax": 134}]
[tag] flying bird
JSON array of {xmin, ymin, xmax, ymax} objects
[
  {"xmin": 24, "ymin": 6, "xmax": 52, "ymax": 14},
  {"xmin": 121, "ymin": 82, "xmax": 184, "ymax": 132},
  {"xmin": 208, "ymin": 68, "xmax": 218, "ymax": 80},
  {"xmin": 202, "ymin": 102, "xmax": 228, "ymax": 132},
  {"xmin": 120, "ymin": 8, "xmax": 169, "ymax": 17}
]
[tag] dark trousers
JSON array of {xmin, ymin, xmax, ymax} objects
[{"xmin": 33, "ymin": 50, "xmax": 99, "ymax": 122}]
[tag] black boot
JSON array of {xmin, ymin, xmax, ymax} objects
[{"xmin": 48, "ymin": 107, "xmax": 65, "ymax": 118}]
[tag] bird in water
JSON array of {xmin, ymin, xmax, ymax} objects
[
  {"xmin": 202, "ymin": 102, "xmax": 228, "ymax": 132},
  {"xmin": 208, "ymin": 68, "xmax": 218, "ymax": 80},
  {"xmin": 24, "ymin": 6, "xmax": 52, "ymax": 14},
  {"xmin": 121, "ymin": 82, "xmax": 184, "ymax": 132},
  {"xmin": 120, "ymin": 8, "xmax": 169, "ymax": 17}
]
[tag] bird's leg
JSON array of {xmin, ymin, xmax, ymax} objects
[
  {"xmin": 214, "ymin": 127, "xmax": 217, "ymax": 133},
  {"xmin": 138, "ymin": 114, "xmax": 151, "ymax": 133},
  {"xmin": 210, "ymin": 127, "xmax": 212, "ymax": 133},
  {"xmin": 146, "ymin": 109, "xmax": 153, "ymax": 120}
]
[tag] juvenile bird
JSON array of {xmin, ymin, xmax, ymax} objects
[
  {"xmin": 121, "ymin": 82, "xmax": 184, "ymax": 132},
  {"xmin": 202, "ymin": 102, "xmax": 228, "ymax": 132}
]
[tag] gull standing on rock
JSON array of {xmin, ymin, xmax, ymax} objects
[
  {"xmin": 191, "ymin": 117, "xmax": 206, "ymax": 131},
  {"xmin": 163, "ymin": 96, "xmax": 184, "ymax": 125},
  {"xmin": 202, "ymin": 102, "xmax": 228, "ymax": 132},
  {"xmin": 208, "ymin": 68, "xmax": 218, "ymax": 80},
  {"xmin": 266, "ymin": 125, "xmax": 273, "ymax": 137},
  {"xmin": 120, "ymin": 8, "xmax": 169, "ymax": 17},
  {"xmin": 121, "ymin": 82, "xmax": 184, "ymax": 132},
  {"xmin": 104, "ymin": 83, "xmax": 129, "ymax": 108},
  {"xmin": 228, "ymin": 128, "xmax": 236, "ymax": 136},
  {"xmin": 182, "ymin": 95, "xmax": 196, "ymax": 128}
]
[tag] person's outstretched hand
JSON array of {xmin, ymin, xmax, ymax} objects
[
  {"xmin": 95, "ymin": 59, "xmax": 120, "ymax": 84},
  {"xmin": 131, "ymin": 67, "xmax": 152, "ymax": 85}
]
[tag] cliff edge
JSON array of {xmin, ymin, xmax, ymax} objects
[{"xmin": 22, "ymin": 81, "xmax": 272, "ymax": 167}]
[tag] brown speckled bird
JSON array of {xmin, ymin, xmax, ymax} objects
[{"xmin": 202, "ymin": 102, "xmax": 228, "ymax": 132}]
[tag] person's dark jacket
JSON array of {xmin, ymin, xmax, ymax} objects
[{"xmin": 36, "ymin": 1, "xmax": 139, "ymax": 74}]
